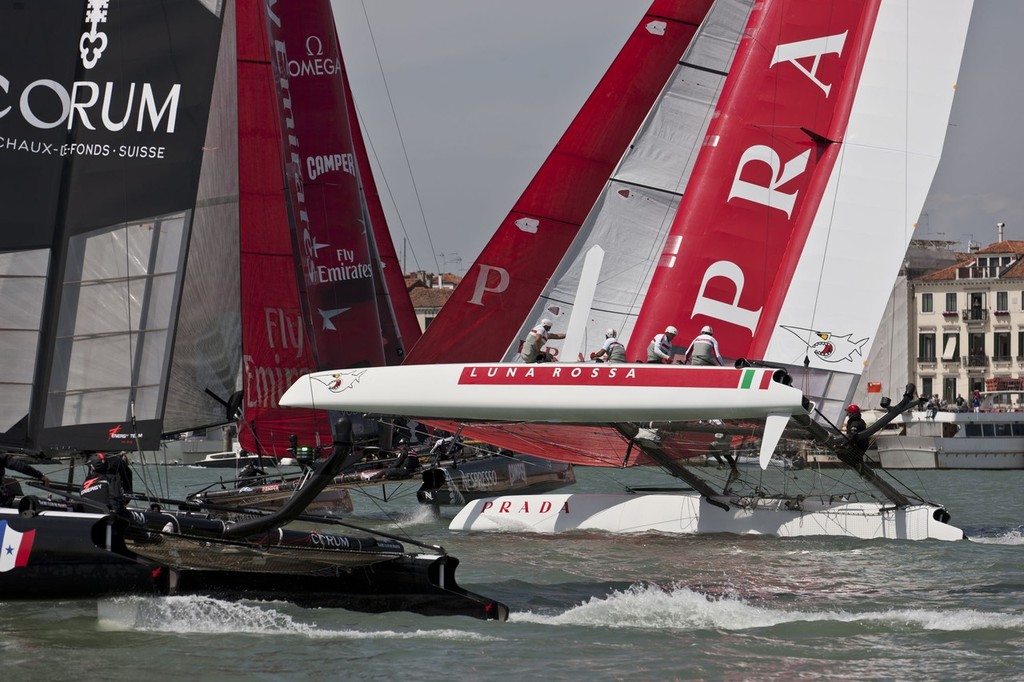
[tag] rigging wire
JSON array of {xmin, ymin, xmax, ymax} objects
[{"xmin": 355, "ymin": 0, "xmax": 442, "ymax": 275}]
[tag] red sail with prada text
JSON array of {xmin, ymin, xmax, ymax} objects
[{"xmin": 628, "ymin": 0, "xmax": 880, "ymax": 363}]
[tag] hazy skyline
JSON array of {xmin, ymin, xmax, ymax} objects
[{"xmin": 332, "ymin": 1, "xmax": 1020, "ymax": 275}]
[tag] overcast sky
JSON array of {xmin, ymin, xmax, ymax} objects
[{"xmin": 332, "ymin": 0, "xmax": 1020, "ymax": 275}]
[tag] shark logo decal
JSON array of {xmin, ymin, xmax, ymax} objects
[
  {"xmin": 313, "ymin": 370, "xmax": 367, "ymax": 394},
  {"xmin": 781, "ymin": 326, "xmax": 868, "ymax": 363}
]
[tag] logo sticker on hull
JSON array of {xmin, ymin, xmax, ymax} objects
[
  {"xmin": 315, "ymin": 370, "xmax": 367, "ymax": 394},
  {"xmin": 0, "ymin": 520, "xmax": 35, "ymax": 572}
]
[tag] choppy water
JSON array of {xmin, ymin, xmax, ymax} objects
[{"xmin": 2, "ymin": 465, "xmax": 1022, "ymax": 681}]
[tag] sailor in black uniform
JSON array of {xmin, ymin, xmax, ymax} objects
[
  {"xmin": 80, "ymin": 452, "xmax": 133, "ymax": 511},
  {"xmin": 0, "ymin": 453, "xmax": 49, "ymax": 507}
]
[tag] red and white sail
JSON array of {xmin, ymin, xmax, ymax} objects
[
  {"xmin": 628, "ymin": 0, "xmax": 972, "ymax": 421},
  {"xmin": 237, "ymin": 0, "xmax": 325, "ymax": 454},
  {"xmin": 238, "ymin": 0, "xmax": 413, "ymax": 455},
  {"xmin": 500, "ymin": 0, "xmax": 754, "ymax": 363},
  {"xmin": 402, "ymin": 0, "xmax": 715, "ymax": 365}
]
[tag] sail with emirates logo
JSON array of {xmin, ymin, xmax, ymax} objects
[{"xmin": 0, "ymin": 0, "xmax": 506, "ymax": 620}]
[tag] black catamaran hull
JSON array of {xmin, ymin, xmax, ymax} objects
[
  {"xmin": 417, "ymin": 455, "xmax": 577, "ymax": 507},
  {"xmin": 0, "ymin": 509, "xmax": 507, "ymax": 620},
  {"xmin": 167, "ymin": 554, "xmax": 507, "ymax": 620},
  {"xmin": 331, "ymin": 448, "xmax": 577, "ymax": 508},
  {"xmin": 188, "ymin": 483, "xmax": 355, "ymax": 518},
  {"xmin": 0, "ymin": 511, "xmax": 155, "ymax": 598}
]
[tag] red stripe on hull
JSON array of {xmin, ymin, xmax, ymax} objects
[
  {"xmin": 458, "ymin": 365, "xmax": 765, "ymax": 389},
  {"xmin": 15, "ymin": 529, "xmax": 35, "ymax": 567}
]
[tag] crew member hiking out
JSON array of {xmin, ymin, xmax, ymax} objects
[
  {"xmin": 0, "ymin": 453, "xmax": 49, "ymax": 507},
  {"xmin": 647, "ymin": 326, "xmax": 678, "ymax": 363},
  {"xmin": 520, "ymin": 318, "xmax": 565, "ymax": 362},
  {"xmin": 592, "ymin": 328, "xmax": 626, "ymax": 363},
  {"xmin": 684, "ymin": 325, "xmax": 725, "ymax": 366}
]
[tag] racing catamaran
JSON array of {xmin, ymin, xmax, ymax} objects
[
  {"xmin": 285, "ymin": 0, "xmax": 972, "ymax": 541},
  {"xmin": 0, "ymin": 0, "xmax": 507, "ymax": 619}
]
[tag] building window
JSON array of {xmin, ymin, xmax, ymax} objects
[
  {"xmin": 921, "ymin": 377, "xmax": 933, "ymax": 398},
  {"xmin": 918, "ymin": 333, "xmax": 936, "ymax": 362},
  {"xmin": 996, "ymin": 291, "xmax": 1009, "ymax": 313},
  {"xmin": 921, "ymin": 293, "xmax": 933, "ymax": 313},
  {"xmin": 941, "ymin": 333, "xmax": 960, "ymax": 362},
  {"xmin": 1019, "ymin": 330, "xmax": 1024, "ymax": 359},
  {"xmin": 943, "ymin": 377, "xmax": 957, "ymax": 403},
  {"xmin": 968, "ymin": 332, "xmax": 986, "ymax": 366},
  {"xmin": 945, "ymin": 292, "xmax": 957, "ymax": 313},
  {"xmin": 968, "ymin": 293, "xmax": 985, "ymax": 320},
  {"xmin": 995, "ymin": 332, "xmax": 1011, "ymax": 361}
]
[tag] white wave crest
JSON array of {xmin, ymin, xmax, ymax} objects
[
  {"xmin": 968, "ymin": 527, "xmax": 1024, "ymax": 545},
  {"xmin": 97, "ymin": 596, "xmax": 498, "ymax": 641},
  {"xmin": 510, "ymin": 583, "xmax": 1024, "ymax": 632}
]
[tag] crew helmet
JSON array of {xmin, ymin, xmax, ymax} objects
[
  {"xmin": 541, "ymin": 318, "xmax": 552, "ymax": 329},
  {"xmin": 847, "ymin": 404, "xmax": 861, "ymax": 414},
  {"xmin": 665, "ymin": 325, "xmax": 678, "ymax": 335},
  {"xmin": 606, "ymin": 328, "xmax": 617, "ymax": 338},
  {"xmin": 701, "ymin": 325, "xmax": 714, "ymax": 335},
  {"xmin": 88, "ymin": 452, "xmax": 108, "ymax": 473}
]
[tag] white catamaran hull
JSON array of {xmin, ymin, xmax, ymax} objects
[
  {"xmin": 449, "ymin": 493, "xmax": 964, "ymax": 542},
  {"xmin": 280, "ymin": 364, "xmax": 807, "ymax": 422}
]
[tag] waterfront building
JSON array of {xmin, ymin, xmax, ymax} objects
[{"xmin": 911, "ymin": 239, "xmax": 1024, "ymax": 408}]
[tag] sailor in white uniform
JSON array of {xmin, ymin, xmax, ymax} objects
[
  {"xmin": 593, "ymin": 328, "xmax": 627, "ymax": 363},
  {"xmin": 520, "ymin": 318, "xmax": 565, "ymax": 362},
  {"xmin": 683, "ymin": 325, "xmax": 725, "ymax": 366},
  {"xmin": 647, "ymin": 325, "xmax": 678, "ymax": 363}
]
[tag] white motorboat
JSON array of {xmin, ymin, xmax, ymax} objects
[{"xmin": 873, "ymin": 409, "xmax": 1024, "ymax": 469}]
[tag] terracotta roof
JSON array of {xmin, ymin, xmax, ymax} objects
[
  {"xmin": 976, "ymin": 240, "xmax": 1024, "ymax": 254},
  {"xmin": 403, "ymin": 271, "xmax": 462, "ymax": 291},
  {"xmin": 917, "ymin": 253, "xmax": 974, "ymax": 281},
  {"xmin": 1002, "ymin": 259, "xmax": 1024, "ymax": 279},
  {"xmin": 409, "ymin": 286, "xmax": 452, "ymax": 308}
]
